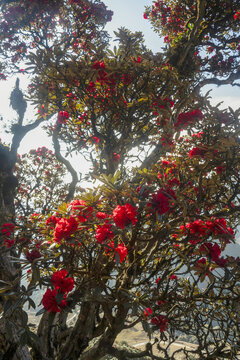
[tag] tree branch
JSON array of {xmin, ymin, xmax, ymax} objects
[{"xmin": 52, "ymin": 129, "xmax": 78, "ymax": 202}]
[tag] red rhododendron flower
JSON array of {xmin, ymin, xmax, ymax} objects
[
  {"xmin": 113, "ymin": 204, "xmax": 137, "ymax": 229},
  {"xmin": 51, "ymin": 269, "xmax": 74, "ymax": 293},
  {"xmin": 92, "ymin": 60, "xmax": 105, "ymax": 69},
  {"xmin": 184, "ymin": 220, "xmax": 207, "ymax": 236},
  {"xmin": 234, "ymin": 11, "xmax": 240, "ymax": 20},
  {"xmin": 107, "ymin": 242, "xmax": 128, "ymax": 263},
  {"xmin": 68, "ymin": 199, "xmax": 93, "ymax": 222},
  {"xmin": 54, "ymin": 216, "xmax": 78, "ymax": 242},
  {"xmin": 87, "ymin": 81, "xmax": 96, "ymax": 92},
  {"xmin": 42, "ymin": 289, "xmax": 67, "ymax": 313},
  {"xmin": 113, "ymin": 153, "xmax": 120, "ymax": 162},
  {"xmin": 199, "ymin": 242, "xmax": 221, "ymax": 262},
  {"xmin": 196, "ymin": 258, "xmax": 207, "ymax": 267},
  {"xmin": 4, "ymin": 239, "xmax": 15, "ymax": 248},
  {"xmin": 189, "ymin": 147, "xmax": 206, "ymax": 158},
  {"xmin": 206, "ymin": 218, "xmax": 234, "ymax": 239},
  {"xmin": 175, "ymin": 109, "xmax": 203, "ymax": 127},
  {"xmin": 151, "ymin": 315, "xmax": 168, "ymax": 332},
  {"xmin": 26, "ymin": 249, "xmax": 41, "ymax": 263},
  {"xmin": 114, "ymin": 242, "xmax": 128, "ymax": 262},
  {"xmin": 92, "ymin": 136, "xmax": 100, "ymax": 144},
  {"xmin": 1, "ymin": 223, "xmax": 14, "ymax": 237},
  {"xmin": 57, "ymin": 111, "xmax": 69, "ymax": 124},
  {"xmin": 144, "ymin": 307, "xmax": 153, "ymax": 316},
  {"xmin": 96, "ymin": 212, "xmax": 108, "ymax": 219},
  {"xmin": 95, "ymin": 223, "xmax": 114, "ymax": 243},
  {"xmin": 148, "ymin": 188, "xmax": 176, "ymax": 215},
  {"xmin": 45, "ymin": 215, "xmax": 60, "ymax": 226}
]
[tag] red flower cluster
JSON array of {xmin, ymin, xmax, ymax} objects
[
  {"xmin": 175, "ymin": 109, "xmax": 203, "ymax": 127},
  {"xmin": 57, "ymin": 111, "xmax": 69, "ymax": 124},
  {"xmin": 144, "ymin": 307, "xmax": 153, "ymax": 317},
  {"xmin": 151, "ymin": 315, "xmax": 168, "ymax": 332},
  {"xmin": 42, "ymin": 269, "xmax": 74, "ymax": 313},
  {"xmin": 1, "ymin": 223, "xmax": 14, "ymax": 237},
  {"xmin": 108, "ymin": 242, "xmax": 128, "ymax": 263},
  {"xmin": 151, "ymin": 97, "xmax": 174, "ymax": 115},
  {"xmin": 199, "ymin": 242, "xmax": 221, "ymax": 262},
  {"xmin": 181, "ymin": 218, "xmax": 234, "ymax": 241},
  {"xmin": 234, "ymin": 11, "xmax": 240, "ymax": 20},
  {"xmin": 46, "ymin": 215, "xmax": 60, "ymax": 226},
  {"xmin": 1, "ymin": 223, "xmax": 15, "ymax": 247},
  {"xmin": 68, "ymin": 199, "xmax": 93, "ymax": 222},
  {"xmin": 42, "ymin": 288, "xmax": 67, "ymax": 313},
  {"xmin": 113, "ymin": 204, "xmax": 138, "ymax": 229},
  {"xmin": 26, "ymin": 249, "xmax": 41, "ymax": 263},
  {"xmin": 189, "ymin": 147, "xmax": 206, "ymax": 158},
  {"xmin": 148, "ymin": 188, "xmax": 176, "ymax": 215},
  {"xmin": 92, "ymin": 60, "xmax": 105, "ymax": 69},
  {"xmin": 51, "ymin": 269, "xmax": 74, "ymax": 294},
  {"xmin": 181, "ymin": 220, "xmax": 207, "ymax": 236},
  {"xmin": 54, "ymin": 216, "xmax": 78, "ymax": 242},
  {"xmin": 113, "ymin": 153, "xmax": 120, "ymax": 162},
  {"xmin": 96, "ymin": 212, "xmax": 108, "ymax": 219},
  {"xmin": 216, "ymin": 166, "xmax": 226, "ymax": 174},
  {"xmin": 95, "ymin": 223, "xmax": 114, "ymax": 243}
]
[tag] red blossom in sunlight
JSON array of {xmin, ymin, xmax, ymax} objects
[
  {"xmin": 54, "ymin": 217, "xmax": 78, "ymax": 242},
  {"xmin": 96, "ymin": 212, "xmax": 109, "ymax": 219},
  {"xmin": 114, "ymin": 242, "xmax": 128, "ymax": 262},
  {"xmin": 113, "ymin": 204, "xmax": 138, "ymax": 229},
  {"xmin": 106, "ymin": 242, "xmax": 128, "ymax": 263},
  {"xmin": 42, "ymin": 289, "xmax": 67, "ymax": 313},
  {"xmin": 95, "ymin": 223, "xmax": 114, "ymax": 243},
  {"xmin": 68, "ymin": 199, "xmax": 93, "ymax": 221},
  {"xmin": 51, "ymin": 269, "xmax": 74, "ymax": 293},
  {"xmin": 45, "ymin": 216, "xmax": 60, "ymax": 226}
]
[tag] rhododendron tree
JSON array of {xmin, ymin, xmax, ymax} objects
[{"xmin": 0, "ymin": 0, "xmax": 240, "ymax": 359}]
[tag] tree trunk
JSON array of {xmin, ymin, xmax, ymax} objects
[{"xmin": 0, "ymin": 148, "xmax": 31, "ymax": 359}]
